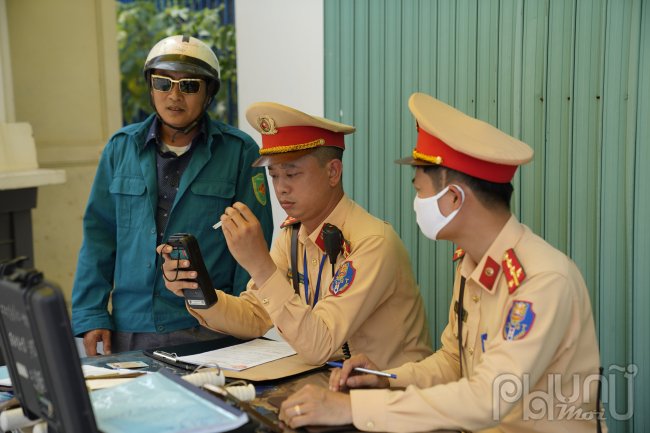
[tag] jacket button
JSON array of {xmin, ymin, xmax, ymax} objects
[
  {"xmin": 157, "ymin": 325, "xmax": 164, "ymax": 331},
  {"xmin": 366, "ymin": 421, "xmax": 374, "ymax": 429},
  {"xmin": 147, "ymin": 262, "xmax": 152, "ymax": 268},
  {"xmin": 472, "ymin": 295, "xmax": 479, "ymax": 303},
  {"xmin": 262, "ymin": 299, "xmax": 269, "ymax": 306},
  {"xmin": 154, "ymin": 291, "xmax": 160, "ymax": 297},
  {"xmin": 311, "ymin": 259, "xmax": 317, "ymax": 265},
  {"xmin": 151, "ymin": 228, "xmax": 156, "ymax": 234},
  {"xmin": 469, "ymin": 347, "xmax": 474, "ymax": 355}
]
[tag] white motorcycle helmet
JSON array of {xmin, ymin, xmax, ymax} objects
[{"xmin": 143, "ymin": 35, "xmax": 221, "ymax": 137}]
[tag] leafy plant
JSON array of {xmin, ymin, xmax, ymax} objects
[{"xmin": 116, "ymin": 1, "xmax": 237, "ymax": 125}]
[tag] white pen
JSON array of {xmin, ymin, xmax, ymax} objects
[{"xmin": 213, "ymin": 221, "xmax": 223, "ymax": 230}]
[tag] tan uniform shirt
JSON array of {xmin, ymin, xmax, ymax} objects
[
  {"xmin": 188, "ymin": 194, "xmax": 433, "ymax": 369},
  {"xmin": 350, "ymin": 215, "xmax": 605, "ymax": 433}
]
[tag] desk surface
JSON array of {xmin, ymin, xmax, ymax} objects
[{"xmin": 80, "ymin": 350, "xmax": 458, "ymax": 433}]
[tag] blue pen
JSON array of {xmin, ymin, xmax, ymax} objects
[{"xmin": 327, "ymin": 362, "xmax": 396, "ymax": 379}]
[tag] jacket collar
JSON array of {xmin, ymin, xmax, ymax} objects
[
  {"xmin": 460, "ymin": 213, "xmax": 524, "ymax": 293},
  {"xmin": 299, "ymin": 193, "xmax": 353, "ymax": 253},
  {"xmin": 132, "ymin": 112, "xmax": 223, "ymax": 153}
]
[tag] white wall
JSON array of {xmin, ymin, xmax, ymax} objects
[
  {"xmin": 0, "ymin": 0, "xmax": 14, "ymax": 123},
  {"xmin": 235, "ymin": 0, "xmax": 324, "ymax": 239}
]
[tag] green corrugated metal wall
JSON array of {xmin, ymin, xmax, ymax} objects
[{"xmin": 324, "ymin": 1, "xmax": 649, "ymax": 431}]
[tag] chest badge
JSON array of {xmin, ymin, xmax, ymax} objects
[
  {"xmin": 329, "ymin": 261, "xmax": 356, "ymax": 296},
  {"xmin": 503, "ymin": 300, "xmax": 535, "ymax": 340}
]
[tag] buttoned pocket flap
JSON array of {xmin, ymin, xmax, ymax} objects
[
  {"xmin": 191, "ymin": 180, "xmax": 236, "ymax": 199},
  {"xmin": 109, "ymin": 176, "xmax": 146, "ymax": 195}
]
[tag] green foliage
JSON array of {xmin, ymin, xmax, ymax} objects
[{"xmin": 116, "ymin": 1, "xmax": 236, "ymax": 125}]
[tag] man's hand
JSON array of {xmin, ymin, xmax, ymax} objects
[
  {"xmin": 157, "ymin": 244, "xmax": 197, "ymax": 297},
  {"xmin": 220, "ymin": 203, "xmax": 276, "ymax": 287},
  {"xmin": 329, "ymin": 354, "xmax": 390, "ymax": 392},
  {"xmin": 83, "ymin": 329, "xmax": 112, "ymax": 356},
  {"xmin": 279, "ymin": 384, "xmax": 352, "ymax": 429}
]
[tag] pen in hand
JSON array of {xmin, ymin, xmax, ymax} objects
[{"xmin": 327, "ymin": 362, "xmax": 396, "ymax": 379}]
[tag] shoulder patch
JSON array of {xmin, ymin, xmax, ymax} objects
[
  {"xmin": 280, "ymin": 216, "xmax": 301, "ymax": 228},
  {"xmin": 453, "ymin": 247, "xmax": 466, "ymax": 261},
  {"xmin": 503, "ymin": 300, "xmax": 536, "ymax": 340},
  {"xmin": 502, "ymin": 249, "xmax": 526, "ymax": 294},
  {"xmin": 252, "ymin": 173, "xmax": 267, "ymax": 205},
  {"xmin": 329, "ymin": 261, "xmax": 356, "ymax": 296}
]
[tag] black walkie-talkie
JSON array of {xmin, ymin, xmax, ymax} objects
[
  {"xmin": 322, "ymin": 223, "xmax": 342, "ymax": 277},
  {"xmin": 165, "ymin": 233, "xmax": 218, "ymax": 309},
  {"xmin": 321, "ymin": 224, "xmax": 352, "ymax": 359}
]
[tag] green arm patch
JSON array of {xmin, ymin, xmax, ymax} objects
[{"xmin": 252, "ymin": 173, "xmax": 267, "ymax": 205}]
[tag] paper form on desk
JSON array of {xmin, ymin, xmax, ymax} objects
[
  {"xmin": 82, "ymin": 365, "xmax": 150, "ymax": 377},
  {"xmin": 176, "ymin": 338, "xmax": 297, "ymax": 371}
]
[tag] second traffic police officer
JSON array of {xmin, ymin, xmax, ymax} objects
[
  {"xmin": 72, "ymin": 35, "xmax": 273, "ymax": 355},
  {"xmin": 279, "ymin": 94, "xmax": 604, "ymax": 433},
  {"xmin": 159, "ymin": 102, "xmax": 434, "ymax": 369}
]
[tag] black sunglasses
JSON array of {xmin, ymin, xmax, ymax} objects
[{"xmin": 151, "ymin": 74, "xmax": 203, "ymax": 94}]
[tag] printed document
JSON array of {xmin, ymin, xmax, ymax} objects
[{"xmin": 177, "ymin": 339, "xmax": 297, "ymax": 371}]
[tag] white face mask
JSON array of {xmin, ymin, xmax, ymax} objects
[{"xmin": 413, "ymin": 184, "xmax": 465, "ymax": 241}]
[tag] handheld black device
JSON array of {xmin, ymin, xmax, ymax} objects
[
  {"xmin": 165, "ymin": 233, "xmax": 218, "ymax": 309},
  {"xmin": 321, "ymin": 224, "xmax": 352, "ymax": 358},
  {"xmin": 0, "ymin": 257, "xmax": 99, "ymax": 433}
]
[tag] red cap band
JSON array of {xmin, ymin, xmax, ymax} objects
[
  {"xmin": 415, "ymin": 129, "xmax": 518, "ymax": 183},
  {"xmin": 260, "ymin": 126, "xmax": 345, "ymax": 155}
]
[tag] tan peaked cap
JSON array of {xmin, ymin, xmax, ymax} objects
[
  {"xmin": 396, "ymin": 93, "xmax": 534, "ymax": 182},
  {"xmin": 246, "ymin": 102, "xmax": 355, "ymax": 167}
]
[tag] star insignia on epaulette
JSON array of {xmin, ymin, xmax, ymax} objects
[
  {"xmin": 280, "ymin": 216, "xmax": 300, "ymax": 228},
  {"xmin": 502, "ymin": 248, "xmax": 526, "ymax": 294}
]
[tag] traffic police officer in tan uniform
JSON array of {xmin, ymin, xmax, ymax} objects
[
  {"xmin": 279, "ymin": 94, "xmax": 605, "ymax": 433},
  {"xmin": 158, "ymin": 102, "xmax": 433, "ymax": 369}
]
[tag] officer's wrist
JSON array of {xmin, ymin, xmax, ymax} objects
[{"xmin": 249, "ymin": 255, "xmax": 277, "ymax": 289}]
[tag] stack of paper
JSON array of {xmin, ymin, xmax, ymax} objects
[{"xmin": 177, "ymin": 338, "xmax": 297, "ymax": 371}]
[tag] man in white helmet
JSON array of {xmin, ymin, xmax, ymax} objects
[{"xmin": 71, "ymin": 35, "xmax": 273, "ymax": 355}]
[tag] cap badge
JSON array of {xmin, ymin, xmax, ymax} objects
[{"xmin": 257, "ymin": 115, "xmax": 278, "ymax": 135}]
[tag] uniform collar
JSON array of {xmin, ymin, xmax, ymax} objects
[
  {"xmin": 299, "ymin": 193, "xmax": 352, "ymax": 252},
  {"xmin": 460, "ymin": 213, "xmax": 524, "ymax": 293},
  {"xmin": 142, "ymin": 116, "xmax": 207, "ymax": 152}
]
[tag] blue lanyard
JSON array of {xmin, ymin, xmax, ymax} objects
[{"xmin": 304, "ymin": 251, "xmax": 327, "ymax": 309}]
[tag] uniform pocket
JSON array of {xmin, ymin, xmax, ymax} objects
[
  {"xmin": 109, "ymin": 176, "xmax": 146, "ymax": 228},
  {"xmin": 187, "ymin": 179, "xmax": 236, "ymax": 230}
]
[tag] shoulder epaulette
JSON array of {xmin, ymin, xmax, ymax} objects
[
  {"xmin": 280, "ymin": 216, "xmax": 301, "ymax": 228},
  {"xmin": 502, "ymin": 248, "xmax": 526, "ymax": 294},
  {"xmin": 453, "ymin": 247, "xmax": 466, "ymax": 262}
]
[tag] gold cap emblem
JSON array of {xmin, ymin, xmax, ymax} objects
[{"xmin": 257, "ymin": 115, "xmax": 278, "ymax": 135}]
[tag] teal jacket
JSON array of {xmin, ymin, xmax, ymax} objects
[{"xmin": 71, "ymin": 113, "xmax": 273, "ymax": 336}]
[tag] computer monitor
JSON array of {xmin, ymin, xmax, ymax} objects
[{"xmin": 0, "ymin": 258, "xmax": 99, "ymax": 433}]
